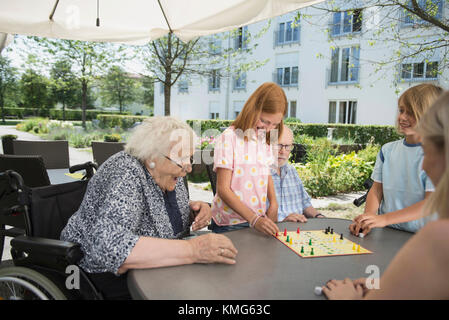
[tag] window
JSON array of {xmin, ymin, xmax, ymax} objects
[
  {"xmin": 276, "ymin": 20, "xmax": 300, "ymax": 45},
  {"xmin": 209, "ymin": 101, "xmax": 219, "ymax": 119},
  {"xmin": 329, "ymin": 46, "xmax": 360, "ymax": 84},
  {"xmin": 328, "ymin": 101, "xmax": 357, "ymax": 124},
  {"xmin": 401, "ymin": 61, "xmax": 439, "ymax": 81},
  {"xmin": 403, "ymin": 0, "xmax": 443, "ymax": 26},
  {"xmin": 276, "ymin": 66, "xmax": 299, "ymax": 87},
  {"xmin": 210, "ymin": 112, "xmax": 219, "ymax": 119},
  {"xmin": 233, "ymin": 72, "xmax": 246, "ymax": 90},
  {"xmin": 178, "ymin": 80, "xmax": 188, "ymax": 93},
  {"xmin": 331, "ymin": 9, "xmax": 362, "ymax": 36},
  {"xmin": 289, "ymin": 101, "xmax": 297, "ymax": 118},
  {"xmin": 208, "ymin": 36, "xmax": 222, "ymax": 55},
  {"xmin": 209, "ymin": 70, "xmax": 220, "ymax": 91},
  {"xmin": 234, "ymin": 26, "xmax": 248, "ymax": 50}
]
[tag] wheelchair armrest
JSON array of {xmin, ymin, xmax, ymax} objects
[{"xmin": 11, "ymin": 235, "xmax": 84, "ymax": 267}]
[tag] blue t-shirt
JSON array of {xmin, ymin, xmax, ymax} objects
[{"xmin": 371, "ymin": 139, "xmax": 434, "ymax": 233}]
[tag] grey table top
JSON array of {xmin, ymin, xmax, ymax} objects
[
  {"xmin": 128, "ymin": 218, "xmax": 414, "ymax": 300},
  {"xmin": 47, "ymin": 168, "xmax": 82, "ymax": 185}
]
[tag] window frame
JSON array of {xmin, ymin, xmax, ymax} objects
[{"xmin": 328, "ymin": 100, "xmax": 357, "ymax": 124}]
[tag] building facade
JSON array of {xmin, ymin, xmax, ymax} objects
[{"xmin": 154, "ymin": 0, "xmax": 448, "ymax": 126}]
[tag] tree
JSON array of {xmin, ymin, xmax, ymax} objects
[
  {"xmin": 50, "ymin": 59, "xmax": 78, "ymax": 121},
  {"xmin": 0, "ymin": 56, "xmax": 17, "ymax": 123},
  {"xmin": 299, "ymin": 0, "xmax": 449, "ymax": 83},
  {"xmin": 99, "ymin": 65, "xmax": 140, "ymax": 114},
  {"xmin": 140, "ymin": 24, "xmax": 270, "ymax": 116},
  {"xmin": 34, "ymin": 38, "xmax": 123, "ymax": 127},
  {"xmin": 20, "ymin": 68, "xmax": 52, "ymax": 116}
]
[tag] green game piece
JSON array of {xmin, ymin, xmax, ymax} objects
[
  {"xmin": 309, "ymin": 239, "xmax": 312, "ymax": 246},
  {"xmin": 286, "ymin": 235, "xmax": 290, "ymax": 243},
  {"xmin": 310, "ymin": 248, "xmax": 314, "ymax": 255},
  {"xmin": 300, "ymin": 246, "xmax": 304, "ymax": 253}
]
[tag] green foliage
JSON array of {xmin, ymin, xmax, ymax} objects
[
  {"xmin": 97, "ymin": 114, "xmax": 148, "ymax": 129},
  {"xmin": 187, "ymin": 119, "xmax": 401, "ymax": 146},
  {"xmin": 103, "ymin": 134, "xmax": 122, "ymax": 142},
  {"xmin": 16, "ymin": 117, "xmax": 49, "ymax": 134}
]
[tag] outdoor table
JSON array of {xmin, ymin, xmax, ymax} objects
[
  {"xmin": 47, "ymin": 168, "xmax": 83, "ymax": 185},
  {"xmin": 127, "ymin": 218, "xmax": 413, "ymax": 300}
]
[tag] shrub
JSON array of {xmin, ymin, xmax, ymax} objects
[
  {"xmin": 104, "ymin": 134, "xmax": 122, "ymax": 142},
  {"xmin": 97, "ymin": 114, "xmax": 148, "ymax": 129}
]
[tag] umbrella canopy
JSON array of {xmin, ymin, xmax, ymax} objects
[{"xmin": 0, "ymin": 0, "xmax": 323, "ymax": 45}]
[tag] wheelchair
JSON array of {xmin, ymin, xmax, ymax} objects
[
  {"xmin": 0, "ymin": 162, "xmax": 104, "ymax": 300},
  {"xmin": 353, "ymin": 178, "xmax": 374, "ymax": 207}
]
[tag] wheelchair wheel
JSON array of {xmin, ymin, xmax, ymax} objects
[{"xmin": 0, "ymin": 267, "xmax": 67, "ymax": 300}]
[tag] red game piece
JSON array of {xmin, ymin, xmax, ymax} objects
[
  {"xmin": 297, "ymin": 227, "xmax": 300, "ymax": 234},
  {"xmin": 284, "ymin": 229, "xmax": 287, "ymax": 236}
]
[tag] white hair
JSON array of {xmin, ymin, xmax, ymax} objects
[{"xmin": 125, "ymin": 116, "xmax": 197, "ymax": 162}]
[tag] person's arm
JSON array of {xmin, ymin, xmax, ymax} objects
[
  {"xmin": 363, "ymin": 181, "xmax": 383, "ymax": 215},
  {"xmin": 358, "ymin": 192, "xmax": 432, "ymax": 231},
  {"xmin": 303, "ymin": 206, "xmax": 323, "ymax": 218},
  {"xmin": 266, "ymin": 175, "xmax": 278, "ymax": 222},
  {"xmin": 365, "ymin": 221, "xmax": 449, "ymax": 299},
  {"xmin": 216, "ymin": 168, "xmax": 279, "ymax": 236},
  {"xmin": 189, "ymin": 201, "xmax": 212, "ymax": 231},
  {"xmin": 118, "ymin": 233, "xmax": 238, "ymax": 274}
]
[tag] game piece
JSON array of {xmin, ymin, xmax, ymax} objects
[
  {"xmin": 359, "ymin": 233, "xmax": 365, "ymax": 239},
  {"xmin": 333, "ymin": 236, "xmax": 336, "ymax": 242},
  {"xmin": 357, "ymin": 244, "xmax": 361, "ymax": 252},
  {"xmin": 314, "ymin": 286, "xmax": 323, "ymax": 296},
  {"xmin": 310, "ymin": 248, "xmax": 314, "ymax": 255},
  {"xmin": 276, "ymin": 231, "xmax": 278, "ymax": 237},
  {"xmin": 286, "ymin": 235, "xmax": 290, "ymax": 243},
  {"xmin": 340, "ymin": 233, "xmax": 344, "ymax": 240},
  {"xmin": 274, "ymin": 230, "xmax": 372, "ymax": 258},
  {"xmin": 284, "ymin": 229, "xmax": 287, "ymax": 236},
  {"xmin": 324, "ymin": 229, "xmax": 328, "ymax": 234},
  {"xmin": 330, "ymin": 228, "xmax": 334, "ymax": 234},
  {"xmin": 297, "ymin": 227, "xmax": 300, "ymax": 234}
]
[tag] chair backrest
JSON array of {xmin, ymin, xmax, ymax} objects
[
  {"xmin": 91, "ymin": 142, "xmax": 125, "ymax": 167},
  {"xmin": 291, "ymin": 143, "xmax": 307, "ymax": 164},
  {"xmin": 0, "ymin": 154, "xmax": 50, "ymax": 187},
  {"xmin": 205, "ymin": 164, "xmax": 217, "ymax": 195},
  {"xmin": 28, "ymin": 180, "xmax": 88, "ymax": 240},
  {"xmin": 13, "ymin": 140, "xmax": 70, "ymax": 169}
]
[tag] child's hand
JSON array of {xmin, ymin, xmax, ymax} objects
[
  {"xmin": 322, "ymin": 278, "xmax": 364, "ymax": 300},
  {"xmin": 350, "ymin": 214, "xmax": 373, "ymax": 236},
  {"xmin": 357, "ymin": 214, "xmax": 388, "ymax": 231},
  {"xmin": 254, "ymin": 216, "xmax": 279, "ymax": 236}
]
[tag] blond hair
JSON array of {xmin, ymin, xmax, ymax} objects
[
  {"xmin": 416, "ymin": 91, "xmax": 449, "ymax": 219},
  {"xmin": 396, "ymin": 83, "xmax": 443, "ymax": 133},
  {"xmin": 125, "ymin": 116, "xmax": 197, "ymax": 162}
]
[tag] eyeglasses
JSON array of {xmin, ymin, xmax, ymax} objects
[
  {"xmin": 275, "ymin": 144, "xmax": 293, "ymax": 151},
  {"xmin": 163, "ymin": 155, "xmax": 192, "ymax": 172}
]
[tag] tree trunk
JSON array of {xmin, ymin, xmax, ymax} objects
[
  {"xmin": 0, "ymin": 92, "xmax": 5, "ymax": 124},
  {"xmin": 81, "ymin": 79, "xmax": 87, "ymax": 128},
  {"xmin": 164, "ymin": 82, "xmax": 171, "ymax": 116},
  {"xmin": 62, "ymin": 100, "xmax": 66, "ymax": 122}
]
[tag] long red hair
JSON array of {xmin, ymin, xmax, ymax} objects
[{"xmin": 232, "ymin": 82, "xmax": 287, "ymax": 144}]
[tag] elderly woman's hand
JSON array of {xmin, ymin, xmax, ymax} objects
[
  {"xmin": 190, "ymin": 201, "xmax": 212, "ymax": 231},
  {"xmin": 188, "ymin": 233, "xmax": 237, "ymax": 265}
]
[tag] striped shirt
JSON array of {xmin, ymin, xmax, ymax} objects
[{"xmin": 270, "ymin": 163, "xmax": 312, "ymax": 221}]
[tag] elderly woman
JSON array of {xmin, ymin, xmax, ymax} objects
[{"xmin": 60, "ymin": 116, "xmax": 238, "ymax": 300}]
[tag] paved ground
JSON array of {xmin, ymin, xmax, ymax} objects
[{"xmin": 0, "ymin": 125, "xmax": 364, "ymax": 262}]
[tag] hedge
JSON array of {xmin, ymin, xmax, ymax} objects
[
  {"xmin": 1, "ymin": 107, "xmax": 130, "ymax": 121},
  {"xmin": 97, "ymin": 114, "xmax": 149, "ymax": 129},
  {"xmin": 186, "ymin": 119, "xmax": 401, "ymax": 146}
]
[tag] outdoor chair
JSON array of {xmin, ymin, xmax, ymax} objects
[
  {"xmin": 0, "ymin": 169, "xmax": 103, "ymax": 300},
  {"xmin": 205, "ymin": 164, "xmax": 217, "ymax": 196},
  {"xmin": 91, "ymin": 141, "xmax": 125, "ymax": 167},
  {"xmin": 12, "ymin": 140, "xmax": 70, "ymax": 169}
]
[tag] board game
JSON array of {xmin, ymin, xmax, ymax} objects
[{"xmin": 274, "ymin": 227, "xmax": 372, "ymax": 258}]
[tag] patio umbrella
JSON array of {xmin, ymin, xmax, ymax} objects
[{"xmin": 0, "ymin": 0, "xmax": 324, "ymax": 45}]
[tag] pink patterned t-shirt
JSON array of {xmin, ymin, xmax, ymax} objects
[{"xmin": 211, "ymin": 126, "xmax": 274, "ymax": 226}]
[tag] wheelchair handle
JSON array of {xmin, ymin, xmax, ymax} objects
[
  {"xmin": 69, "ymin": 161, "xmax": 98, "ymax": 179},
  {"xmin": 1, "ymin": 170, "xmax": 26, "ymax": 191}
]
